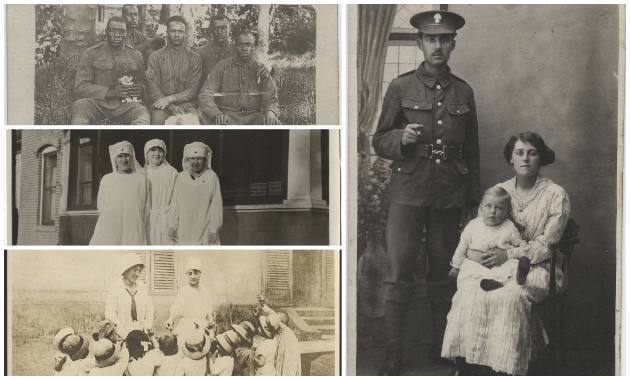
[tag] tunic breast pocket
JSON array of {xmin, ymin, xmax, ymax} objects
[
  {"xmin": 445, "ymin": 103, "xmax": 470, "ymax": 143},
  {"xmin": 402, "ymin": 99, "xmax": 433, "ymax": 126},
  {"xmin": 160, "ymin": 71, "xmax": 176, "ymax": 95},
  {"xmin": 93, "ymin": 59, "xmax": 114, "ymax": 86}
]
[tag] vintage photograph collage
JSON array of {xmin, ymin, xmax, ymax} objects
[{"xmin": 3, "ymin": 3, "xmax": 625, "ymax": 376}]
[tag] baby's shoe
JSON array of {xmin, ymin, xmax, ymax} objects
[
  {"xmin": 480, "ymin": 279, "xmax": 503, "ymax": 291},
  {"xmin": 516, "ymin": 256, "xmax": 531, "ymax": 285}
]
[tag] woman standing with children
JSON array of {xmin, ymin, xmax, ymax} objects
[{"xmin": 442, "ymin": 132, "xmax": 571, "ymax": 375}]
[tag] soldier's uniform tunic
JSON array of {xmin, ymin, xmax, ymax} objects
[
  {"xmin": 196, "ymin": 41, "xmax": 236, "ymax": 89},
  {"xmin": 125, "ymin": 28, "xmax": 154, "ymax": 69},
  {"xmin": 72, "ymin": 42, "xmax": 150, "ymax": 125},
  {"xmin": 146, "ymin": 44, "xmax": 203, "ymax": 125},
  {"xmin": 372, "ymin": 61, "xmax": 480, "ymax": 350},
  {"xmin": 198, "ymin": 57, "xmax": 279, "ymax": 125}
]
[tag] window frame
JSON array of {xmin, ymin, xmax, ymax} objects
[
  {"xmin": 67, "ymin": 130, "xmax": 99, "ymax": 211},
  {"xmin": 40, "ymin": 146, "xmax": 58, "ymax": 226}
]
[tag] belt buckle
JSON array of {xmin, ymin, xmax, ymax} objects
[{"xmin": 430, "ymin": 144, "xmax": 446, "ymax": 159}]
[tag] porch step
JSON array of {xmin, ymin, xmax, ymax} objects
[
  {"xmin": 309, "ymin": 325, "xmax": 336, "ymax": 335},
  {"xmin": 302, "ymin": 316, "xmax": 335, "ymax": 326},
  {"xmin": 293, "ymin": 307, "xmax": 335, "ymax": 318}
]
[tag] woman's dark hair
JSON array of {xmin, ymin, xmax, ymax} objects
[
  {"xmin": 503, "ymin": 132, "xmax": 555, "ymax": 166},
  {"xmin": 126, "ymin": 330, "xmax": 152, "ymax": 360}
]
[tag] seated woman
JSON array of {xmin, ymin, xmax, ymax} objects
[
  {"xmin": 167, "ymin": 142, "xmax": 223, "ymax": 245},
  {"xmin": 441, "ymin": 132, "xmax": 571, "ymax": 375},
  {"xmin": 141, "ymin": 139, "xmax": 178, "ymax": 245},
  {"xmin": 90, "ymin": 141, "xmax": 150, "ymax": 245}
]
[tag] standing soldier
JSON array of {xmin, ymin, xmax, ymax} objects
[
  {"xmin": 196, "ymin": 14, "xmax": 236, "ymax": 89},
  {"xmin": 146, "ymin": 15, "xmax": 203, "ymax": 125},
  {"xmin": 71, "ymin": 16, "xmax": 150, "ymax": 125},
  {"xmin": 121, "ymin": 4, "xmax": 163, "ymax": 68},
  {"xmin": 372, "ymin": 10, "xmax": 480, "ymax": 375}
]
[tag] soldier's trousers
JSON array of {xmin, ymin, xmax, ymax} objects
[
  {"xmin": 384, "ymin": 202, "xmax": 460, "ymax": 350},
  {"xmin": 201, "ymin": 110, "xmax": 282, "ymax": 125},
  {"xmin": 71, "ymin": 99, "xmax": 150, "ymax": 125}
]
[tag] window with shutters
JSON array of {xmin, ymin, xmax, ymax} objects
[
  {"xmin": 264, "ymin": 250, "xmax": 293, "ymax": 304},
  {"xmin": 130, "ymin": 251, "xmax": 177, "ymax": 294},
  {"xmin": 325, "ymin": 250, "xmax": 335, "ymax": 293},
  {"xmin": 40, "ymin": 146, "xmax": 58, "ymax": 225}
]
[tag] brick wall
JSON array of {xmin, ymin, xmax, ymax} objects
[{"xmin": 17, "ymin": 130, "xmax": 66, "ymax": 245}]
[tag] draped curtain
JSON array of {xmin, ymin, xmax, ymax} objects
[{"xmin": 357, "ymin": 4, "xmax": 397, "ymax": 154}]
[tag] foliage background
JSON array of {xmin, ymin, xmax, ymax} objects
[{"xmin": 34, "ymin": 4, "xmax": 317, "ymax": 125}]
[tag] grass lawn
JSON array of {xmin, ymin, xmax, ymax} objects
[{"xmin": 34, "ymin": 53, "xmax": 316, "ymax": 125}]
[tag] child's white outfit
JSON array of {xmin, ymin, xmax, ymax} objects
[
  {"xmin": 154, "ymin": 351, "xmax": 184, "ymax": 376},
  {"xmin": 175, "ymin": 356, "xmax": 207, "ymax": 376},
  {"xmin": 125, "ymin": 349, "xmax": 163, "ymax": 376},
  {"xmin": 452, "ymin": 217, "xmax": 525, "ymax": 285},
  {"xmin": 254, "ymin": 338, "xmax": 278, "ymax": 376},
  {"xmin": 209, "ymin": 355, "xmax": 235, "ymax": 376}
]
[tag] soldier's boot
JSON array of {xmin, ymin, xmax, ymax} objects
[{"xmin": 379, "ymin": 301, "xmax": 408, "ymax": 376}]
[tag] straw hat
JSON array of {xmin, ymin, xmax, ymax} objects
[
  {"xmin": 120, "ymin": 252, "xmax": 144, "ymax": 276},
  {"xmin": 92, "ymin": 319, "xmax": 117, "ymax": 342},
  {"xmin": 53, "ymin": 327, "xmax": 74, "ymax": 350},
  {"xmin": 232, "ymin": 321, "xmax": 255, "ymax": 346},
  {"xmin": 92, "ymin": 339, "xmax": 121, "ymax": 368},
  {"xmin": 182, "ymin": 329, "xmax": 211, "ymax": 360},
  {"xmin": 216, "ymin": 332, "xmax": 236, "ymax": 355},
  {"xmin": 64, "ymin": 333, "xmax": 91, "ymax": 361},
  {"xmin": 259, "ymin": 313, "xmax": 281, "ymax": 339}
]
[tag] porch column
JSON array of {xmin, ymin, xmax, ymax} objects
[{"xmin": 284, "ymin": 130, "xmax": 327, "ymax": 208}]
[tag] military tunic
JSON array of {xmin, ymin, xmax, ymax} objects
[
  {"xmin": 198, "ymin": 57, "xmax": 279, "ymax": 125},
  {"xmin": 125, "ymin": 28, "xmax": 153, "ymax": 69},
  {"xmin": 196, "ymin": 41, "xmax": 236, "ymax": 89},
  {"xmin": 146, "ymin": 44, "xmax": 203, "ymax": 125},
  {"xmin": 72, "ymin": 42, "xmax": 150, "ymax": 125},
  {"xmin": 372, "ymin": 62, "xmax": 480, "ymax": 351}
]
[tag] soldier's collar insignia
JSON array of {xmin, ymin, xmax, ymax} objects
[{"xmin": 434, "ymin": 13, "xmax": 441, "ymax": 23}]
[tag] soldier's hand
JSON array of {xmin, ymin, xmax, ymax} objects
[
  {"xmin": 151, "ymin": 34, "xmax": 166, "ymax": 45},
  {"xmin": 256, "ymin": 65, "xmax": 270, "ymax": 78},
  {"xmin": 169, "ymin": 104, "xmax": 185, "ymax": 116},
  {"xmin": 216, "ymin": 114, "xmax": 230, "ymax": 125},
  {"xmin": 153, "ymin": 96, "xmax": 172, "ymax": 110},
  {"xmin": 263, "ymin": 111, "xmax": 279, "ymax": 125},
  {"xmin": 127, "ymin": 84, "xmax": 143, "ymax": 98},
  {"xmin": 108, "ymin": 84, "xmax": 130, "ymax": 100},
  {"xmin": 401, "ymin": 124, "xmax": 422, "ymax": 145}
]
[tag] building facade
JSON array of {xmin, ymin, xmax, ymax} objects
[{"xmin": 13, "ymin": 129, "xmax": 330, "ymax": 245}]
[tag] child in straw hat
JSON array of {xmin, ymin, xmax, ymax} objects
[
  {"xmin": 175, "ymin": 323, "xmax": 212, "ymax": 376},
  {"xmin": 257, "ymin": 294, "xmax": 302, "ymax": 375},
  {"xmin": 52, "ymin": 327, "xmax": 91, "ymax": 376},
  {"xmin": 208, "ymin": 331, "xmax": 237, "ymax": 375},
  {"xmin": 231, "ymin": 321, "xmax": 257, "ymax": 376},
  {"xmin": 88, "ymin": 339, "xmax": 130, "ymax": 376}
]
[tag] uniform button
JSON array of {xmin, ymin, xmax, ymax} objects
[
  {"xmin": 436, "ymin": 159, "xmax": 441, "ymax": 164},
  {"xmin": 414, "ymin": 106, "xmax": 418, "ymax": 109},
  {"xmin": 397, "ymin": 168, "xmax": 401, "ymax": 171},
  {"xmin": 436, "ymin": 139, "xmax": 442, "ymax": 145},
  {"xmin": 437, "ymin": 102, "xmax": 442, "ymax": 107},
  {"xmin": 437, "ymin": 85, "xmax": 442, "ymax": 90},
  {"xmin": 438, "ymin": 120, "xmax": 443, "ymax": 125}
]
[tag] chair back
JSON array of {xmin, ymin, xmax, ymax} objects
[{"xmin": 560, "ymin": 218, "xmax": 580, "ymax": 266}]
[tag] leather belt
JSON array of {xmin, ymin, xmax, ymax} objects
[{"xmin": 413, "ymin": 144, "xmax": 462, "ymax": 159}]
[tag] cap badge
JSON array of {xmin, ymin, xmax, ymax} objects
[
  {"xmin": 194, "ymin": 150, "xmax": 198, "ymax": 154},
  {"xmin": 434, "ymin": 13, "xmax": 441, "ymax": 24},
  {"xmin": 120, "ymin": 148, "xmax": 124, "ymax": 151}
]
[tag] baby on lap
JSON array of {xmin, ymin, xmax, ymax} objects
[{"xmin": 449, "ymin": 186, "xmax": 531, "ymax": 291}]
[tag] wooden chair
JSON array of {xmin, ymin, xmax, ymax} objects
[{"xmin": 536, "ymin": 218, "xmax": 580, "ymax": 373}]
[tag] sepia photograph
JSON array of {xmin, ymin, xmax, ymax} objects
[
  {"xmin": 9, "ymin": 129, "xmax": 338, "ymax": 246},
  {"xmin": 348, "ymin": 4, "xmax": 622, "ymax": 376},
  {"xmin": 7, "ymin": 249, "xmax": 339, "ymax": 375},
  {"xmin": 7, "ymin": 4, "xmax": 339, "ymax": 125}
]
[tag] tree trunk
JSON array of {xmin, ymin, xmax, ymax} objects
[
  {"xmin": 159, "ymin": 4, "xmax": 170, "ymax": 25},
  {"xmin": 60, "ymin": 4, "xmax": 97, "ymax": 65},
  {"xmin": 256, "ymin": 5, "xmax": 276, "ymax": 69},
  {"xmin": 137, "ymin": 4, "xmax": 147, "ymax": 35}
]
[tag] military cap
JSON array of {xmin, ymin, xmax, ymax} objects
[{"xmin": 410, "ymin": 10, "xmax": 465, "ymax": 35}]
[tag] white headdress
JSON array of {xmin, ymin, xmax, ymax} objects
[
  {"xmin": 142, "ymin": 139, "xmax": 171, "ymax": 173},
  {"xmin": 182, "ymin": 142, "xmax": 212, "ymax": 172},
  {"xmin": 109, "ymin": 141, "xmax": 139, "ymax": 173}
]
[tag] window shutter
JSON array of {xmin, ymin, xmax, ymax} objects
[
  {"xmin": 136, "ymin": 252, "xmax": 149, "ymax": 285},
  {"xmin": 325, "ymin": 250, "xmax": 335, "ymax": 293},
  {"xmin": 264, "ymin": 250, "xmax": 292, "ymax": 303},
  {"xmin": 151, "ymin": 251, "xmax": 177, "ymax": 293}
]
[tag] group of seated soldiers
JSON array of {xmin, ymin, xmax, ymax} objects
[{"xmin": 72, "ymin": 5, "xmax": 280, "ymax": 125}]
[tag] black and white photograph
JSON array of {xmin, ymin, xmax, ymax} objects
[
  {"xmin": 7, "ymin": 4, "xmax": 339, "ymax": 125},
  {"xmin": 9, "ymin": 129, "xmax": 338, "ymax": 246},
  {"xmin": 7, "ymin": 249, "xmax": 339, "ymax": 375},
  {"xmin": 348, "ymin": 4, "xmax": 621, "ymax": 376}
]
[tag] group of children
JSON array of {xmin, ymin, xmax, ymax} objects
[{"xmin": 53, "ymin": 295, "xmax": 301, "ymax": 376}]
